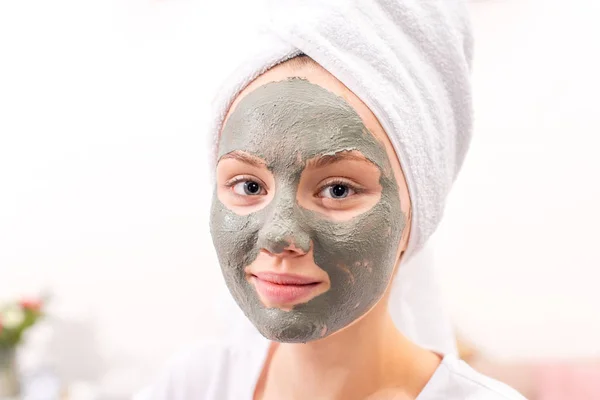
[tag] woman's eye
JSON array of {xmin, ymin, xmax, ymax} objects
[
  {"xmin": 232, "ymin": 180, "xmax": 264, "ymax": 196},
  {"xmin": 320, "ymin": 184, "xmax": 355, "ymax": 199}
]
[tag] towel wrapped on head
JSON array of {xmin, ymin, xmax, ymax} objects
[{"xmin": 208, "ymin": 0, "xmax": 473, "ymax": 355}]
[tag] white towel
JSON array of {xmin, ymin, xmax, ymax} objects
[{"xmin": 207, "ymin": 0, "xmax": 473, "ymax": 355}]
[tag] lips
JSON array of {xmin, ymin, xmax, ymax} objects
[{"xmin": 251, "ymin": 272, "xmax": 323, "ymax": 305}]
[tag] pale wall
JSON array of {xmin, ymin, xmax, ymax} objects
[{"xmin": 1, "ymin": 0, "xmax": 598, "ymax": 397}]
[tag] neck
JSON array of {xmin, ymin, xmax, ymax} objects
[{"xmin": 255, "ymin": 299, "xmax": 440, "ymax": 400}]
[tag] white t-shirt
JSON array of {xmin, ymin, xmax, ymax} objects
[{"xmin": 135, "ymin": 333, "xmax": 527, "ymax": 400}]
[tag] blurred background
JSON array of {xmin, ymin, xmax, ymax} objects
[{"xmin": 1, "ymin": 0, "xmax": 599, "ymax": 398}]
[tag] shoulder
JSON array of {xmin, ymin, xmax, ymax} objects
[
  {"xmin": 420, "ymin": 355, "xmax": 528, "ymax": 400},
  {"xmin": 134, "ymin": 337, "xmax": 268, "ymax": 400},
  {"xmin": 133, "ymin": 340, "xmax": 231, "ymax": 400}
]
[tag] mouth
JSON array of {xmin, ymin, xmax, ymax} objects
[{"xmin": 250, "ymin": 272, "xmax": 324, "ymax": 306}]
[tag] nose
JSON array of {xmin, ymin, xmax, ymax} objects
[
  {"xmin": 257, "ymin": 194, "xmax": 311, "ymax": 258},
  {"xmin": 261, "ymin": 236, "xmax": 309, "ymax": 258}
]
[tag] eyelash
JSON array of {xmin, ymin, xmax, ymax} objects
[
  {"xmin": 223, "ymin": 175, "xmax": 267, "ymax": 198},
  {"xmin": 224, "ymin": 175, "xmax": 253, "ymax": 187},
  {"xmin": 316, "ymin": 179, "xmax": 363, "ymax": 198},
  {"xmin": 222, "ymin": 177, "xmax": 363, "ymax": 198},
  {"xmin": 224, "ymin": 176, "xmax": 266, "ymax": 191}
]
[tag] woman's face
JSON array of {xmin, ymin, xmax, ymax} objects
[{"xmin": 210, "ymin": 62, "xmax": 411, "ymax": 343}]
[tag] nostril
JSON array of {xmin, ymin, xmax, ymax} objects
[
  {"xmin": 260, "ymin": 237, "xmax": 309, "ymax": 257},
  {"xmin": 284, "ymin": 243, "xmax": 308, "ymax": 256},
  {"xmin": 282, "ymin": 248, "xmax": 304, "ymax": 258}
]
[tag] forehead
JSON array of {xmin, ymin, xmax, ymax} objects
[{"xmin": 218, "ymin": 79, "xmax": 390, "ymax": 170}]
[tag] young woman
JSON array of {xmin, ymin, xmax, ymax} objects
[{"xmin": 137, "ymin": 1, "xmax": 527, "ymax": 399}]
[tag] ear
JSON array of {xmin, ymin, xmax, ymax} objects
[
  {"xmin": 399, "ymin": 207, "xmax": 412, "ymax": 253},
  {"xmin": 390, "ymin": 208, "xmax": 412, "ymax": 278}
]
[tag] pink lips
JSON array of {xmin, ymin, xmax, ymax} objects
[{"xmin": 251, "ymin": 272, "xmax": 322, "ymax": 305}]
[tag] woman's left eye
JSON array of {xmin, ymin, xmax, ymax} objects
[{"xmin": 319, "ymin": 184, "xmax": 355, "ymax": 199}]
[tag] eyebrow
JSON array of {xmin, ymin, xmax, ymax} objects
[
  {"xmin": 309, "ymin": 152, "xmax": 373, "ymax": 169},
  {"xmin": 219, "ymin": 151, "xmax": 266, "ymax": 168}
]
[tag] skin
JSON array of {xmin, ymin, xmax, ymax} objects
[
  {"xmin": 211, "ymin": 77, "xmax": 405, "ymax": 343},
  {"xmin": 211, "ymin": 58, "xmax": 440, "ymax": 400}
]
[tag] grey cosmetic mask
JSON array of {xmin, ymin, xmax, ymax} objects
[{"xmin": 210, "ymin": 78, "xmax": 406, "ymax": 343}]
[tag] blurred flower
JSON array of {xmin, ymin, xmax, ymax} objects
[
  {"xmin": 19, "ymin": 298, "xmax": 42, "ymax": 312},
  {"xmin": 1, "ymin": 307, "xmax": 25, "ymax": 329},
  {"xmin": 0, "ymin": 294, "xmax": 47, "ymax": 349}
]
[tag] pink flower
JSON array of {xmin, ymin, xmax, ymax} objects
[
  {"xmin": 0, "ymin": 319, "xmax": 3, "ymax": 334},
  {"xmin": 19, "ymin": 298, "xmax": 42, "ymax": 312}
]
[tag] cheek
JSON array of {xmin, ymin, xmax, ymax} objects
[
  {"xmin": 209, "ymin": 195, "xmax": 262, "ymax": 270},
  {"xmin": 308, "ymin": 200, "xmax": 404, "ymax": 296}
]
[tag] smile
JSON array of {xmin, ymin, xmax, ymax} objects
[{"xmin": 250, "ymin": 272, "xmax": 323, "ymax": 305}]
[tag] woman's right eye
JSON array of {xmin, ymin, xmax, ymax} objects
[{"xmin": 232, "ymin": 180, "xmax": 265, "ymax": 196}]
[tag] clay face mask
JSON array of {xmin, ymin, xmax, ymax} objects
[{"xmin": 210, "ymin": 78, "xmax": 406, "ymax": 343}]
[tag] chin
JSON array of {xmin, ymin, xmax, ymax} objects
[{"xmin": 251, "ymin": 307, "xmax": 330, "ymax": 344}]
